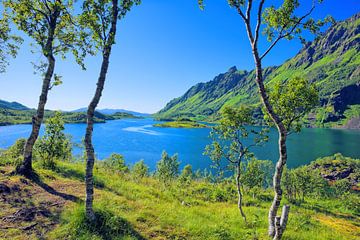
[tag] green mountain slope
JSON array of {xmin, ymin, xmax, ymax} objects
[
  {"xmin": 156, "ymin": 13, "xmax": 360, "ymax": 128},
  {"xmin": 0, "ymin": 99, "xmax": 29, "ymax": 110}
]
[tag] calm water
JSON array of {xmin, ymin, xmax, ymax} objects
[{"xmin": 0, "ymin": 118, "xmax": 359, "ymax": 170}]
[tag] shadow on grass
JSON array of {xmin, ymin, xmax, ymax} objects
[
  {"xmin": 29, "ymin": 171, "xmax": 82, "ymax": 203},
  {"xmin": 68, "ymin": 207, "xmax": 147, "ymax": 240},
  {"xmin": 302, "ymin": 203, "xmax": 359, "ymax": 222},
  {"xmin": 54, "ymin": 164, "xmax": 105, "ymax": 189}
]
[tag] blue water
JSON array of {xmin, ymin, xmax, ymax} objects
[{"xmin": 0, "ymin": 118, "xmax": 359, "ymax": 170}]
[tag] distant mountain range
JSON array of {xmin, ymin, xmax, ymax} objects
[
  {"xmin": 71, "ymin": 108, "xmax": 150, "ymax": 117},
  {"xmin": 0, "ymin": 99, "xmax": 148, "ymax": 125},
  {"xmin": 155, "ymin": 13, "xmax": 360, "ymax": 129},
  {"xmin": 0, "ymin": 99, "xmax": 149, "ymax": 118},
  {"xmin": 0, "ymin": 99, "xmax": 29, "ymax": 111}
]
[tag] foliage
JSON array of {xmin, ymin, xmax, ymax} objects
[
  {"xmin": 102, "ymin": 153, "xmax": 129, "ymax": 173},
  {"xmin": 205, "ymin": 105, "xmax": 268, "ymax": 176},
  {"xmin": 179, "ymin": 164, "xmax": 194, "ymax": 185},
  {"xmin": 131, "ymin": 159, "xmax": 149, "ymax": 180},
  {"xmin": 155, "ymin": 151, "xmax": 179, "ymax": 184},
  {"xmin": 282, "ymin": 166, "xmax": 329, "ymax": 202},
  {"xmin": 3, "ymin": 0, "xmax": 88, "ymax": 71},
  {"xmin": 266, "ymin": 77, "xmax": 319, "ymax": 132},
  {"xmin": 0, "ymin": 12, "xmax": 22, "ymax": 73},
  {"xmin": 79, "ymin": 0, "xmax": 141, "ymax": 52},
  {"xmin": 0, "ymin": 138, "xmax": 26, "ymax": 167},
  {"xmin": 242, "ymin": 158, "xmax": 274, "ymax": 191},
  {"xmin": 34, "ymin": 112, "xmax": 72, "ymax": 169}
]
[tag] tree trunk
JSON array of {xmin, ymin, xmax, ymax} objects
[
  {"xmin": 16, "ymin": 26, "xmax": 56, "ymax": 177},
  {"xmin": 251, "ymin": 45, "xmax": 288, "ymax": 238},
  {"xmin": 84, "ymin": 0, "xmax": 119, "ymax": 221},
  {"xmin": 235, "ymin": 163, "xmax": 246, "ymax": 223},
  {"xmin": 239, "ymin": 7, "xmax": 289, "ymax": 238},
  {"xmin": 273, "ymin": 205, "xmax": 290, "ymax": 240}
]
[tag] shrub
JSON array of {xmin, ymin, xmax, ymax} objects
[
  {"xmin": 102, "ymin": 153, "xmax": 129, "ymax": 173},
  {"xmin": 332, "ymin": 179, "xmax": 352, "ymax": 196},
  {"xmin": 34, "ymin": 112, "xmax": 72, "ymax": 169},
  {"xmin": 179, "ymin": 164, "xmax": 194, "ymax": 184},
  {"xmin": 0, "ymin": 138, "xmax": 26, "ymax": 167},
  {"xmin": 282, "ymin": 166, "xmax": 329, "ymax": 202},
  {"xmin": 131, "ymin": 159, "xmax": 149, "ymax": 179},
  {"xmin": 155, "ymin": 151, "xmax": 179, "ymax": 184}
]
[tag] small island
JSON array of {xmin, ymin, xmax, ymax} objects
[{"xmin": 153, "ymin": 119, "xmax": 207, "ymax": 128}]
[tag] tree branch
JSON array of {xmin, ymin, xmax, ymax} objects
[
  {"xmin": 254, "ymin": 0, "xmax": 265, "ymax": 47},
  {"xmin": 260, "ymin": 6, "xmax": 315, "ymax": 60},
  {"xmin": 245, "ymin": 0, "xmax": 253, "ymax": 23}
]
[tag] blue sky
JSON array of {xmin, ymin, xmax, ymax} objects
[{"xmin": 0, "ymin": 0, "xmax": 359, "ymax": 113}]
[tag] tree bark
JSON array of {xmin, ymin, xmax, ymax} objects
[
  {"xmin": 84, "ymin": 0, "xmax": 119, "ymax": 221},
  {"xmin": 274, "ymin": 205, "xmax": 290, "ymax": 240},
  {"xmin": 235, "ymin": 163, "xmax": 246, "ymax": 223},
  {"xmin": 238, "ymin": 3, "xmax": 289, "ymax": 238},
  {"xmin": 16, "ymin": 20, "xmax": 57, "ymax": 177},
  {"xmin": 250, "ymin": 32, "xmax": 288, "ymax": 238}
]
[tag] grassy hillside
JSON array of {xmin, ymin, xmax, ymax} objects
[
  {"xmin": 0, "ymin": 154, "xmax": 359, "ymax": 240},
  {"xmin": 155, "ymin": 13, "xmax": 360, "ymax": 128}
]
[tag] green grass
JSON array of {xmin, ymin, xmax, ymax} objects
[
  {"xmin": 1, "ymin": 154, "xmax": 359, "ymax": 240},
  {"xmin": 37, "ymin": 160, "xmax": 358, "ymax": 240},
  {"xmin": 153, "ymin": 120, "xmax": 208, "ymax": 128}
]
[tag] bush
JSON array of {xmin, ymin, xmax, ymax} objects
[
  {"xmin": 34, "ymin": 112, "xmax": 72, "ymax": 169},
  {"xmin": 242, "ymin": 159, "xmax": 274, "ymax": 191},
  {"xmin": 179, "ymin": 164, "xmax": 194, "ymax": 184},
  {"xmin": 282, "ymin": 166, "xmax": 329, "ymax": 202},
  {"xmin": 131, "ymin": 159, "xmax": 149, "ymax": 180},
  {"xmin": 0, "ymin": 138, "xmax": 26, "ymax": 167},
  {"xmin": 102, "ymin": 153, "xmax": 129, "ymax": 173},
  {"xmin": 341, "ymin": 192, "xmax": 360, "ymax": 215},
  {"xmin": 332, "ymin": 179, "xmax": 352, "ymax": 196},
  {"xmin": 155, "ymin": 151, "xmax": 179, "ymax": 184}
]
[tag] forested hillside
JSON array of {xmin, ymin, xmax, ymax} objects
[{"xmin": 156, "ymin": 13, "xmax": 360, "ymax": 128}]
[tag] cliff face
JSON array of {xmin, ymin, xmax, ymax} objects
[{"xmin": 156, "ymin": 13, "xmax": 360, "ymax": 127}]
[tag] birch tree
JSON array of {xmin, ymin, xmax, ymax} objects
[
  {"xmin": 4, "ymin": 0, "xmax": 87, "ymax": 176},
  {"xmin": 199, "ymin": 0, "xmax": 329, "ymax": 238},
  {"xmin": 79, "ymin": 0, "xmax": 140, "ymax": 221},
  {"xmin": 205, "ymin": 106, "xmax": 268, "ymax": 223}
]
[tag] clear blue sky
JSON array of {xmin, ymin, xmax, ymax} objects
[{"xmin": 0, "ymin": 0, "xmax": 359, "ymax": 113}]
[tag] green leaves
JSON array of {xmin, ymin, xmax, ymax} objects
[
  {"xmin": 0, "ymin": 12, "xmax": 23, "ymax": 73},
  {"xmin": 3, "ymin": 0, "xmax": 88, "ymax": 69},
  {"xmin": 156, "ymin": 151, "xmax": 180, "ymax": 184},
  {"xmin": 102, "ymin": 153, "xmax": 129, "ymax": 173},
  {"xmin": 266, "ymin": 77, "xmax": 319, "ymax": 132},
  {"xmin": 34, "ymin": 112, "xmax": 72, "ymax": 169},
  {"xmin": 80, "ymin": 0, "xmax": 141, "ymax": 52},
  {"xmin": 205, "ymin": 105, "xmax": 268, "ymax": 174},
  {"xmin": 262, "ymin": 0, "xmax": 333, "ymax": 44}
]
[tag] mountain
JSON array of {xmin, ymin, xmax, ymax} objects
[
  {"xmin": 72, "ymin": 108, "xmax": 150, "ymax": 117},
  {"xmin": 156, "ymin": 13, "xmax": 360, "ymax": 128},
  {"xmin": 0, "ymin": 99, "xmax": 30, "ymax": 111}
]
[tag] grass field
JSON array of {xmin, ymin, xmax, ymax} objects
[{"xmin": 0, "ymin": 160, "xmax": 359, "ymax": 240}]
